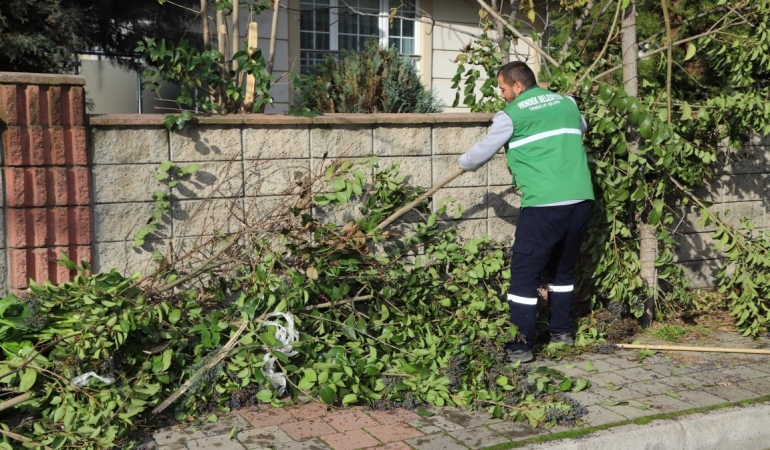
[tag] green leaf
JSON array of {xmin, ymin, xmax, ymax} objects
[
  {"xmin": 415, "ymin": 409, "xmax": 434, "ymax": 417},
  {"xmin": 600, "ymin": 400, "xmax": 629, "ymax": 407},
  {"xmin": 319, "ymin": 385, "xmax": 336, "ymax": 404},
  {"xmin": 206, "ymin": 414, "xmax": 218, "ymax": 423},
  {"xmin": 584, "ymin": 361, "xmax": 597, "ymax": 372},
  {"xmin": 19, "ymin": 369, "xmax": 36, "ymax": 392},
  {"xmin": 684, "ymin": 43, "xmax": 697, "ymax": 61},
  {"xmin": 342, "ymin": 393, "xmax": 357, "ymax": 405},
  {"xmin": 256, "ymin": 390, "xmax": 273, "ymax": 403},
  {"xmin": 664, "ymin": 390, "xmax": 680, "ymax": 398},
  {"xmin": 229, "ymin": 425, "xmax": 238, "ymax": 440}
]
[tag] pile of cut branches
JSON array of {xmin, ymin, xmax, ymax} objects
[{"xmin": 0, "ymin": 159, "xmax": 594, "ymax": 449}]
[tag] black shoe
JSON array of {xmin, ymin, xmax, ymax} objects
[
  {"xmin": 505, "ymin": 348, "xmax": 534, "ymax": 364},
  {"xmin": 550, "ymin": 332, "xmax": 574, "ymax": 347}
]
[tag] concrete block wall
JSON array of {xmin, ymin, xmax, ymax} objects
[
  {"xmin": 88, "ymin": 113, "xmax": 529, "ymax": 274},
  {"xmin": 0, "ymin": 73, "xmax": 92, "ymax": 293},
  {"xmin": 673, "ymin": 134, "xmax": 770, "ymax": 288}
]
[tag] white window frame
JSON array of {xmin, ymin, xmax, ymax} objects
[{"xmin": 300, "ymin": 0, "xmax": 421, "ymax": 70}]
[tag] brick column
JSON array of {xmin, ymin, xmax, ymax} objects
[{"xmin": 0, "ymin": 73, "xmax": 92, "ymax": 292}]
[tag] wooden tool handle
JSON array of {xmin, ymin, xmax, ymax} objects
[
  {"xmin": 374, "ymin": 167, "xmax": 466, "ymax": 231},
  {"xmin": 617, "ymin": 343, "xmax": 770, "ymax": 355}
]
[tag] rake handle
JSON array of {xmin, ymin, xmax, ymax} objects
[{"xmin": 374, "ymin": 167, "xmax": 466, "ymax": 232}]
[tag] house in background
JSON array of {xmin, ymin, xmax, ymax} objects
[{"xmin": 79, "ymin": 0, "xmax": 546, "ymax": 114}]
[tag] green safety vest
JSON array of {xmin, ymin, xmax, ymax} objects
[{"xmin": 503, "ymin": 87, "xmax": 594, "ymax": 207}]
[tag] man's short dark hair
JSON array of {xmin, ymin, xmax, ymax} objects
[{"xmin": 497, "ymin": 61, "xmax": 536, "ymax": 88}]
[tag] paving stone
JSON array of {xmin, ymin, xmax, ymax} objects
[
  {"xmin": 584, "ymin": 358, "xmax": 623, "ymax": 372},
  {"xmin": 487, "ymin": 421, "xmax": 546, "ymax": 441},
  {"xmin": 579, "ymin": 405, "xmax": 627, "ymax": 427},
  {"xmin": 273, "ymin": 437, "xmax": 332, "ymax": 450},
  {"xmin": 623, "ymin": 380, "xmax": 672, "ymax": 396},
  {"xmin": 721, "ymin": 365, "xmax": 770, "ymax": 380},
  {"xmin": 565, "ymin": 390, "xmax": 603, "ymax": 406},
  {"xmin": 675, "ymin": 390, "xmax": 732, "ymax": 408},
  {"xmin": 659, "ymin": 375, "xmax": 703, "ymax": 391},
  {"xmin": 438, "ymin": 409, "xmax": 501, "ymax": 428},
  {"xmin": 600, "ymin": 355, "xmax": 643, "ymax": 369},
  {"xmin": 368, "ymin": 409, "xmax": 421, "ymax": 425},
  {"xmin": 281, "ymin": 419, "xmax": 337, "ymax": 441},
  {"xmin": 194, "ymin": 435, "xmax": 246, "ymax": 449},
  {"xmin": 197, "ymin": 415, "xmax": 252, "ymax": 437},
  {"xmin": 648, "ymin": 363, "xmax": 689, "ymax": 377},
  {"xmin": 736, "ymin": 376, "xmax": 770, "ymax": 396},
  {"xmin": 365, "ymin": 423, "xmax": 424, "ymax": 443},
  {"xmin": 582, "ymin": 371, "xmax": 627, "ymax": 387},
  {"xmin": 751, "ymin": 360, "xmax": 770, "ymax": 374},
  {"xmin": 287, "ymin": 403, "xmax": 329, "ymax": 421},
  {"xmin": 239, "ymin": 406, "xmax": 297, "ymax": 428},
  {"xmin": 690, "ymin": 369, "xmax": 736, "ymax": 385},
  {"xmin": 157, "ymin": 445, "xmax": 188, "ymax": 450},
  {"xmin": 638, "ymin": 394, "xmax": 697, "ymax": 413},
  {"xmin": 368, "ymin": 442, "xmax": 412, "ymax": 450},
  {"xmin": 320, "ymin": 429, "xmax": 380, "ymax": 450},
  {"xmin": 612, "ymin": 367, "xmax": 659, "ymax": 382},
  {"xmin": 597, "ymin": 385, "xmax": 646, "ymax": 402},
  {"xmin": 551, "ymin": 363, "xmax": 588, "ymax": 378},
  {"xmin": 703, "ymin": 384, "xmax": 761, "ymax": 402},
  {"xmin": 154, "ymin": 427, "xmax": 195, "ymax": 448},
  {"xmin": 323, "ymin": 411, "xmax": 380, "ymax": 432},
  {"xmin": 238, "ymin": 425, "xmax": 293, "ymax": 449},
  {"xmin": 408, "ymin": 415, "xmax": 465, "ymax": 433},
  {"xmin": 405, "ymin": 433, "xmax": 467, "ymax": 450},
  {"xmin": 449, "ymin": 426, "xmax": 508, "ymax": 449},
  {"xmin": 598, "ymin": 400, "xmax": 655, "ymax": 420}
]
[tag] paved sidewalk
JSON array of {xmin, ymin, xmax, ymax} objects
[{"xmin": 151, "ymin": 331, "xmax": 770, "ymax": 450}]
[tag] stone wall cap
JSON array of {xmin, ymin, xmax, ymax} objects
[
  {"xmin": 89, "ymin": 114, "xmax": 168, "ymax": 126},
  {"xmin": 428, "ymin": 113, "xmax": 495, "ymax": 123},
  {"xmin": 87, "ymin": 112, "xmax": 497, "ymax": 126},
  {"xmin": 372, "ymin": 113, "xmax": 437, "ymax": 124},
  {"xmin": 0, "ymin": 72, "xmax": 86, "ymax": 86},
  {"xmin": 312, "ymin": 114, "xmax": 378, "ymax": 124}
]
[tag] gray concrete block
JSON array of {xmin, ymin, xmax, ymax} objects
[
  {"xmin": 172, "ymin": 198, "xmax": 246, "ymax": 237},
  {"xmin": 153, "ymin": 426, "xmax": 194, "ymax": 449},
  {"xmin": 433, "ymin": 187, "xmax": 487, "ymax": 219},
  {"xmin": 93, "ymin": 239, "xmax": 168, "ymax": 275},
  {"xmin": 310, "ymin": 125, "xmax": 373, "ymax": 158},
  {"xmin": 449, "ymin": 426, "xmax": 508, "ymax": 449},
  {"xmin": 677, "ymin": 404, "xmax": 770, "ymax": 450},
  {"xmin": 488, "ymin": 185, "xmax": 520, "ymax": 218},
  {"xmin": 193, "ymin": 435, "xmax": 245, "ymax": 449},
  {"xmin": 170, "ymin": 126, "xmax": 242, "ymax": 161},
  {"xmin": 488, "ymin": 217, "xmax": 517, "ymax": 244},
  {"xmin": 625, "ymin": 380, "xmax": 676, "ymax": 396},
  {"xmin": 408, "ymin": 416, "xmax": 465, "ymax": 433},
  {"xmin": 439, "ymin": 409, "xmax": 501, "ymax": 429},
  {"xmin": 94, "ymin": 202, "xmax": 170, "ymax": 243},
  {"xmin": 717, "ymin": 147, "xmax": 766, "ymax": 175},
  {"xmin": 91, "ymin": 127, "xmax": 168, "ymax": 164},
  {"xmin": 678, "ymin": 259, "xmax": 723, "ymax": 289},
  {"xmin": 431, "ymin": 124, "xmax": 489, "ymax": 155},
  {"xmin": 406, "ymin": 433, "xmax": 467, "ymax": 450},
  {"xmin": 675, "ymin": 232, "xmax": 718, "ymax": 263},
  {"xmin": 736, "ymin": 377, "xmax": 770, "ymax": 396},
  {"xmin": 488, "ymin": 155, "xmax": 512, "ymax": 186},
  {"xmin": 244, "ymin": 159, "xmax": 310, "ymax": 196},
  {"xmin": 93, "ymin": 164, "xmax": 169, "ymax": 203},
  {"xmin": 599, "ymin": 400, "xmax": 655, "ymax": 420},
  {"xmin": 243, "ymin": 125, "xmax": 310, "ymax": 160},
  {"xmin": 174, "ymin": 161, "xmax": 245, "ymax": 199},
  {"xmin": 433, "ymin": 155, "xmax": 486, "ymax": 187},
  {"xmin": 376, "ymin": 156, "xmax": 433, "ymax": 188},
  {"xmin": 439, "ymin": 218, "xmax": 487, "ymax": 242},
  {"xmin": 374, "ymin": 124, "xmax": 431, "ymax": 156},
  {"xmin": 674, "ymin": 390, "xmax": 731, "ymax": 408},
  {"xmin": 313, "ymin": 199, "xmax": 364, "ymax": 226}
]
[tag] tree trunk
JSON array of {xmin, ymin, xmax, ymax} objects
[
  {"xmin": 492, "ymin": 0, "xmax": 509, "ymax": 64},
  {"xmin": 232, "ymin": 0, "xmax": 240, "ymax": 70},
  {"xmin": 621, "ymin": 0, "xmax": 656, "ymax": 326}
]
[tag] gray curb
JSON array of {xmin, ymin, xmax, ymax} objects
[{"xmin": 518, "ymin": 403, "xmax": 770, "ymax": 450}]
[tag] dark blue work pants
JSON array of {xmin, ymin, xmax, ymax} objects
[{"xmin": 506, "ymin": 201, "xmax": 591, "ymax": 350}]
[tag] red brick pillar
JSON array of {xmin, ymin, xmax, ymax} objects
[{"xmin": 0, "ymin": 73, "xmax": 92, "ymax": 291}]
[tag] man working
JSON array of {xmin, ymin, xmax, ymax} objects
[{"xmin": 458, "ymin": 61, "xmax": 594, "ymax": 363}]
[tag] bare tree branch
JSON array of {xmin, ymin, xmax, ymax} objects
[
  {"xmin": 559, "ymin": 0, "xmax": 597, "ymax": 61},
  {"xmin": 661, "ymin": 0, "xmax": 673, "ymax": 125},
  {"xmin": 575, "ymin": 0, "xmax": 622, "ymax": 88},
  {"xmin": 475, "ymin": 0, "xmax": 560, "ymax": 67}
]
